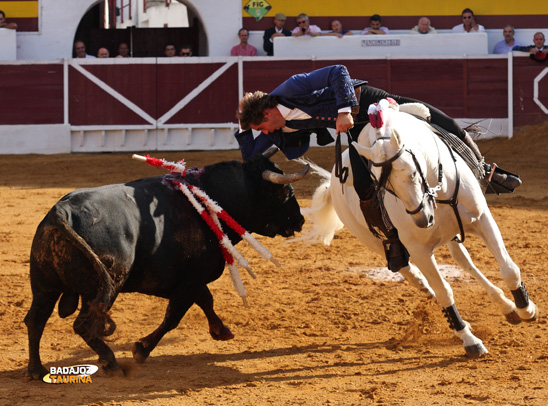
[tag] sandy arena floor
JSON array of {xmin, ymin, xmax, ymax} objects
[{"xmin": 1, "ymin": 122, "xmax": 547, "ymax": 405}]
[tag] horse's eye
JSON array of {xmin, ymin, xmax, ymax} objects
[{"xmin": 411, "ymin": 171, "xmax": 418, "ymax": 181}]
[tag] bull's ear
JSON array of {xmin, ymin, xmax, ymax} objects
[
  {"xmin": 351, "ymin": 141, "xmax": 374, "ymax": 160},
  {"xmin": 262, "ymin": 145, "xmax": 280, "ymax": 159}
]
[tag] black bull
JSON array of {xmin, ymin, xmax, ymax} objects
[{"xmin": 25, "ymin": 152, "xmax": 308, "ymax": 379}]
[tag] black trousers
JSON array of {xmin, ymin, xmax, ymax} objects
[{"xmin": 349, "ymin": 85, "xmax": 466, "ymax": 201}]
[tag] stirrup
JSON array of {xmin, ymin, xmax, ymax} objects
[{"xmin": 483, "ymin": 163, "xmax": 521, "ymax": 195}]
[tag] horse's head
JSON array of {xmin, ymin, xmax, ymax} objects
[{"xmin": 353, "ymin": 123, "xmax": 436, "ymax": 229}]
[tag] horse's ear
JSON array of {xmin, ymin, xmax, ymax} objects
[
  {"xmin": 351, "ymin": 141, "xmax": 374, "ymax": 160},
  {"xmin": 390, "ymin": 129, "xmax": 403, "ymax": 149}
]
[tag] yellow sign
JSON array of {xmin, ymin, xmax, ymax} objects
[{"xmin": 244, "ymin": 0, "xmax": 272, "ymax": 22}]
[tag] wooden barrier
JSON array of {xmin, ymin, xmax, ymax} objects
[{"xmin": 0, "ymin": 55, "xmax": 545, "ymax": 154}]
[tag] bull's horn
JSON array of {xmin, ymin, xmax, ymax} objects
[
  {"xmin": 262, "ymin": 164, "xmax": 310, "ymax": 184},
  {"xmin": 262, "ymin": 145, "xmax": 280, "ymax": 159}
]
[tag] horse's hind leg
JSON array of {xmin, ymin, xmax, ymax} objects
[
  {"xmin": 447, "ymin": 240, "xmax": 518, "ymax": 323},
  {"xmin": 476, "ymin": 212, "xmax": 537, "ymax": 321},
  {"xmin": 195, "ymin": 286, "xmax": 234, "ymax": 341},
  {"xmin": 24, "ymin": 289, "xmax": 61, "ymax": 380}
]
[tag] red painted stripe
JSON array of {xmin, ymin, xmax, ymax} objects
[{"xmin": 7, "ymin": 17, "xmax": 38, "ymax": 32}]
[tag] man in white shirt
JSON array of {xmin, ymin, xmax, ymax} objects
[
  {"xmin": 452, "ymin": 8, "xmax": 485, "ymax": 33},
  {"xmin": 74, "ymin": 41, "xmax": 96, "ymax": 59}
]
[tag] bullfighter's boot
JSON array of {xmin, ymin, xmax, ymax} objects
[
  {"xmin": 359, "ymin": 197, "xmax": 410, "ymax": 272},
  {"xmin": 462, "ymin": 132, "xmax": 522, "ymax": 192}
]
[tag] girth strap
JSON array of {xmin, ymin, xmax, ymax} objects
[{"xmin": 435, "ymin": 136, "xmax": 466, "ymax": 243}]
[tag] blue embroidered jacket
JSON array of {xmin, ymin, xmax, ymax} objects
[{"xmin": 235, "ymin": 65, "xmax": 363, "ymax": 161}]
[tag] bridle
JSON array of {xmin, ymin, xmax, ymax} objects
[{"xmin": 369, "ymin": 133, "xmax": 466, "ymax": 243}]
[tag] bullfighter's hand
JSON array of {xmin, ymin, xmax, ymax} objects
[{"xmin": 336, "ymin": 112, "xmax": 354, "ymax": 134}]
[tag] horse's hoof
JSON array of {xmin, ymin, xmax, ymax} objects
[
  {"xmin": 516, "ymin": 302, "xmax": 539, "ymax": 322},
  {"xmin": 523, "ymin": 304, "xmax": 539, "ymax": 322},
  {"xmin": 131, "ymin": 341, "xmax": 150, "ymax": 364},
  {"xmin": 210, "ymin": 326, "xmax": 234, "ymax": 341},
  {"xmin": 464, "ymin": 343, "xmax": 489, "ymax": 358},
  {"xmin": 504, "ymin": 310, "xmax": 522, "ymax": 325}
]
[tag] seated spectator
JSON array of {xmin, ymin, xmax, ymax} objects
[
  {"xmin": 361, "ymin": 14, "xmax": 389, "ymax": 35},
  {"xmin": 116, "ymin": 42, "xmax": 130, "ymax": 58},
  {"xmin": 513, "ymin": 32, "xmax": 548, "ymax": 61},
  {"xmin": 97, "ymin": 47, "xmax": 110, "ymax": 58},
  {"xmin": 263, "ymin": 13, "xmax": 291, "ymax": 56},
  {"xmin": 231, "ymin": 28, "xmax": 257, "ymax": 56},
  {"xmin": 493, "ymin": 25, "xmax": 524, "ymax": 54},
  {"xmin": 452, "ymin": 8, "xmax": 485, "ymax": 33},
  {"xmin": 291, "ymin": 13, "xmax": 322, "ymax": 37},
  {"xmin": 0, "ymin": 10, "xmax": 17, "ymax": 29},
  {"xmin": 74, "ymin": 41, "xmax": 96, "ymax": 59},
  {"xmin": 323, "ymin": 19, "xmax": 354, "ymax": 37},
  {"xmin": 179, "ymin": 45, "xmax": 193, "ymax": 57},
  {"xmin": 164, "ymin": 42, "xmax": 176, "ymax": 57},
  {"xmin": 409, "ymin": 17, "xmax": 437, "ymax": 35}
]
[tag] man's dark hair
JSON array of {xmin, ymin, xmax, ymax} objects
[
  {"xmin": 370, "ymin": 14, "xmax": 382, "ymax": 22},
  {"xmin": 461, "ymin": 8, "xmax": 474, "ymax": 16},
  {"xmin": 164, "ymin": 42, "xmax": 176, "ymax": 50},
  {"xmin": 0, "ymin": 11, "xmax": 6, "ymax": 18},
  {"xmin": 237, "ymin": 91, "xmax": 279, "ymax": 130}
]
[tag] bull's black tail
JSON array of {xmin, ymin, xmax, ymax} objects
[{"xmin": 50, "ymin": 206, "xmax": 117, "ymax": 338}]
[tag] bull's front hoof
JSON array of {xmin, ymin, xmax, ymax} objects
[
  {"xmin": 102, "ymin": 363, "xmax": 125, "ymax": 377},
  {"xmin": 132, "ymin": 341, "xmax": 150, "ymax": 364},
  {"xmin": 100, "ymin": 358, "xmax": 123, "ymax": 376},
  {"xmin": 210, "ymin": 326, "xmax": 234, "ymax": 341},
  {"xmin": 464, "ymin": 343, "xmax": 489, "ymax": 358},
  {"xmin": 504, "ymin": 310, "xmax": 523, "ymax": 325},
  {"xmin": 28, "ymin": 365, "xmax": 48, "ymax": 381}
]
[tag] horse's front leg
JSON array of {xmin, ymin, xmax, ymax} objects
[
  {"xmin": 475, "ymin": 211, "xmax": 538, "ymax": 322},
  {"xmin": 446, "ymin": 240, "xmax": 519, "ymax": 323},
  {"xmin": 408, "ymin": 248, "xmax": 488, "ymax": 358}
]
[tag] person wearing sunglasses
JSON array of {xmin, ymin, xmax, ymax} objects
[
  {"xmin": 291, "ymin": 13, "xmax": 322, "ymax": 37},
  {"xmin": 452, "ymin": 8, "xmax": 485, "ymax": 33},
  {"xmin": 179, "ymin": 45, "xmax": 193, "ymax": 57},
  {"xmin": 361, "ymin": 14, "xmax": 389, "ymax": 35}
]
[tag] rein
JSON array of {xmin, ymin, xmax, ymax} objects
[{"xmin": 370, "ymin": 132, "xmax": 466, "ymax": 243}]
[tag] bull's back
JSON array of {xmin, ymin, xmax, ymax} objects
[{"xmin": 30, "ymin": 176, "xmax": 225, "ymax": 296}]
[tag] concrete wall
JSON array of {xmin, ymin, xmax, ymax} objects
[
  {"xmin": 14, "ymin": 0, "xmax": 243, "ymax": 60},
  {"xmin": 247, "ymin": 28, "xmax": 548, "ymax": 57},
  {"xmin": 0, "ymin": 29, "xmax": 17, "ymax": 61}
]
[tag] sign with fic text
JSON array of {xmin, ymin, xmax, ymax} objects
[{"xmin": 243, "ymin": 0, "xmax": 272, "ymax": 22}]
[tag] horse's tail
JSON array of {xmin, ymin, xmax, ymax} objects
[{"xmin": 294, "ymin": 159, "xmax": 344, "ymax": 245}]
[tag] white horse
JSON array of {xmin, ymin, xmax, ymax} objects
[{"xmin": 304, "ymin": 100, "xmax": 537, "ymax": 357}]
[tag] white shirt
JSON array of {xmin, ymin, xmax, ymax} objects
[
  {"xmin": 277, "ymin": 104, "xmax": 351, "ymax": 132},
  {"xmin": 451, "ymin": 24, "xmax": 485, "ymax": 33}
]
